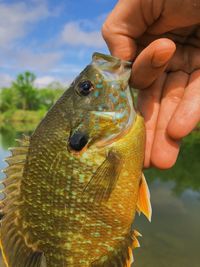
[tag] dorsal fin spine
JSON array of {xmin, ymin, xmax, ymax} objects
[{"xmin": 0, "ymin": 136, "xmax": 42, "ymax": 267}]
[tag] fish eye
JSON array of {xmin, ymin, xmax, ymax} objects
[{"xmin": 77, "ymin": 80, "xmax": 94, "ymax": 96}]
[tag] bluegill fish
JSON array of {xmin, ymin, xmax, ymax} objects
[{"xmin": 0, "ymin": 53, "xmax": 151, "ymax": 267}]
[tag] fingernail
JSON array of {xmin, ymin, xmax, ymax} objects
[{"xmin": 152, "ymin": 49, "xmax": 174, "ymax": 68}]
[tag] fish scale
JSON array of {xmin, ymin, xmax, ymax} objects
[{"xmin": 0, "ymin": 53, "xmax": 152, "ymax": 267}]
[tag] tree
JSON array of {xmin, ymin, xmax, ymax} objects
[
  {"xmin": 37, "ymin": 87, "xmax": 64, "ymax": 110},
  {"xmin": 0, "ymin": 87, "xmax": 19, "ymax": 112},
  {"xmin": 0, "ymin": 71, "xmax": 65, "ymax": 114},
  {"xmin": 12, "ymin": 71, "xmax": 39, "ymax": 110}
]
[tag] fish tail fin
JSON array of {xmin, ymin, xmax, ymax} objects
[
  {"xmin": 0, "ymin": 136, "xmax": 43, "ymax": 267},
  {"xmin": 91, "ymin": 231, "xmax": 140, "ymax": 267}
]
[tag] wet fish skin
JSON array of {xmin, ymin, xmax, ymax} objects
[{"xmin": 0, "ymin": 53, "xmax": 151, "ymax": 267}]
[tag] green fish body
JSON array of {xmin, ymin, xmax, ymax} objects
[{"xmin": 0, "ymin": 53, "xmax": 151, "ymax": 267}]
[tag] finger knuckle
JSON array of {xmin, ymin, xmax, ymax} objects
[
  {"xmin": 101, "ymin": 22, "xmax": 112, "ymax": 41},
  {"xmin": 166, "ymin": 94, "xmax": 182, "ymax": 104}
]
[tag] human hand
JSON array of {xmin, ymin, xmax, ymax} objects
[{"xmin": 102, "ymin": 0, "xmax": 200, "ymax": 169}]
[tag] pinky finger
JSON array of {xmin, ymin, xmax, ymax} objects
[{"xmin": 168, "ymin": 70, "xmax": 200, "ymax": 139}]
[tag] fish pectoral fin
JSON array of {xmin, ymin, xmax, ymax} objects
[
  {"xmin": 83, "ymin": 150, "xmax": 122, "ymax": 204},
  {"xmin": 136, "ymin": 173, "xmax": 152, "ymax": 222}
]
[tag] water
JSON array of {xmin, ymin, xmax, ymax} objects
[{"xmin": 0, "ymin": 122, "xmax": 199, "ymax": 267}]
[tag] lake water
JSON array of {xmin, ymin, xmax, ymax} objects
[{"xmin": 0, "ymin": 123, "xmax": 199, "ymax": 267}]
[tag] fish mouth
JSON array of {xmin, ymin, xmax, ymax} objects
[
  {"xmin": 68, "ymin": 131, "xmax": 89, "ymax": 153},
  {"xmin": 92, "ymin": 53, "xmax": 132, "ymax": 72}
]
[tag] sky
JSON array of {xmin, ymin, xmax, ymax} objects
[{"xmin": 0, "ymin": 0, "xmax": 117, "ymax": 87}]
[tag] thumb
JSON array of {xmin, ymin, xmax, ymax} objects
[
  {"xmin": 102, "ymin": 0, "xmax": 150, "ymax": 61},
  {"xmin": 102, "ymin": 24, "xmax": 137, "ymax": 61}
]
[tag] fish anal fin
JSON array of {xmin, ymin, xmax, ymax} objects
[
  {"xmin": 83, "ymin": 150, "xmax": 122, "ymax": 204},
  {"xmin": 133, "ymin": 237, "xmax": 140, "ymax": 248},
  {"xmin": 130, "ymin": 229, "xmax": 142, "ymax": 249},
  {"xmin": 137, "ymin": 173, "xmax": 152, "ymax": 222},
  {"xmin": 127, "ymin": 247, "xmax": 134, "ymax": 266},
  {"xmin": 133, "ymin": 229, "xmax": 142, "ymax": 237}
]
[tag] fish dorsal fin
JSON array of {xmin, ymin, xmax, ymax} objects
[
  {"xmin": 136, "ymin": 173, "xmax": 152, "ymax": 222},
  {"xmin": 83, "ymin": 150, "xmax": 122, "ymax": 204},
  {"xmin": 0, "ymin": 135, "xmax": 30, "ymax": 208},
  {"xmin": 0, "ymin": 136, "xmax": 43, "ymax": 267}
]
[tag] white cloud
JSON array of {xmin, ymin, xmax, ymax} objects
[
  {"xmin": 0, "ymin": 2, "xmax": 107, "ymax": 86},
  {"xmin": 0, "ymin": 0, "xmax": 51, "ymax": 48},
  {"xmin": 50, "ymin": 64, "xmax": 82, "ymax": 74},
  {"xmin": 61, "ymin": 22, "xmax": 105, "ymax": 48},
  {"xmin": 15, "ymin": 50, "xmax": 63, "ymax": 72},
  {"xmin": 79, "ymin": 13, "xmax": 108, "ymax": 31},
  {"xmin": 35, "ymin": 76, "xmax": 57, "ymax": 87},
  {"xmin": 35, "ymin": 75, "xmax": 71, "ymax": 88},
  {"xmin": 0, "ymin": 73, "xmax": 13, "ymax": 87}
]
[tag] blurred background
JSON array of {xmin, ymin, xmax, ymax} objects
[{"xmin": 0, "ymin": 1, "xmax": 200, "ymax": 266}]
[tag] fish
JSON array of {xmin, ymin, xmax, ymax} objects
[{"xmin": 0, "ymin": 52, "xmax": 152, "ymax": 267}]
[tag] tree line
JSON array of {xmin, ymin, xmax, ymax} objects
[{"xmin": 0, "ymin": 71, "xmax": 65, "ymax": 113}]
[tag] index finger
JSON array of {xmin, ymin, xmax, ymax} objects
[{"xmin": 102, "ymin": 0, "xmax": 159, "ymax": 60}]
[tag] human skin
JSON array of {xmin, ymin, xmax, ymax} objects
[{"xmin": 102, "ymin": 0, "xmax": 200, "ymax": 169}]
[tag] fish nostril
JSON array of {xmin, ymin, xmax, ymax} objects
[{"xmin": 68, "ymin": 132, "xmax": 88, "ymax": 151}]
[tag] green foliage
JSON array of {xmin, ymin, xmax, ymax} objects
[
  {"xmin": 0, "ymin": 71, "xmax": 65, "ymax": 116},
  {"xmin": 12, "ymin": 71, "xmax": 39, "ymax": 110},
  {"xmin": 37, "ymin": 87, "xmax": 64, "ymax": 110},
  {"xmin": 10, "ymin": 110, "xmax": 47, "ymax": 123},
  {"xmin": 0, "ymin": 87, "xmax": 19, "ymax": 112}
]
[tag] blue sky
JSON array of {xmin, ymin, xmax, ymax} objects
[{"xmin": 0, "ymin": 0, "xmax": 117, "ymax": 87}]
